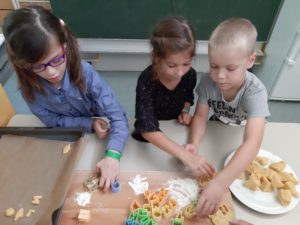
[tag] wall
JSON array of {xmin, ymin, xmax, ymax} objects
[{"xmin": 253, "ymin": 0, "xmax": 300, "ymax": 122}]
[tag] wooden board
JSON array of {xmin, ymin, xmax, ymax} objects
[{"xmin": 59, "ymin": 170, "xmax": 235, "ymax": 225}]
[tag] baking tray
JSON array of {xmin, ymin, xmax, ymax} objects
[
  {"xmin": 0, "ymin": 127, "xmax": 84, "ymax": 141},
  {"xmin": 0, "ymin": 127, "xmax": 87, "ymax": 225}
]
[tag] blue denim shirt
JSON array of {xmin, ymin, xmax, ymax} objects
[{"xmin": 26, "ymin": 61, "xmax": 128, "ymax": 154}]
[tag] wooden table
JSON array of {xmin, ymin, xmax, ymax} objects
[{"xmin": 8, "ymin": 115, "xmax": 300, "ymax": 225}]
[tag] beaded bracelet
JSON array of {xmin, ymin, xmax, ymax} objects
[
  {"xmin": 105, "ymin": 150, "xmax": 121, "ymax": 161},
  {"xmin": 181, "ymin": 107, "xmax": 190, "ymax": 114}
]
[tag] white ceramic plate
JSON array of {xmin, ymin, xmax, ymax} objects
[{"xmin": 224, "ymin": 149, "xmax": 300, "ymax": 214}]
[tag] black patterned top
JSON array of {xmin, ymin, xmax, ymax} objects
[{"xmin": 132, "ymin": 65, "xmax": 197, "ymax": 141}]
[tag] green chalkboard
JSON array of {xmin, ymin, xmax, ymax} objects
[{"xmin": 50, "ymin": 0, "xmax": 283, "ymax": 41}]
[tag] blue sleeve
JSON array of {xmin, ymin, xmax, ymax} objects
[
  {"xmin": 26, "ymin": 100, "xmax": 94, "ymax": 132},
  {"xmin": 87, "ymin": 65, "xmax": 129, "ymax": 154}
]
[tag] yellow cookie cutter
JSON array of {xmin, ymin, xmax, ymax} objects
[
  {"xmin": 184, "ymin": 205, "xmax": 196, "ymax": 219},
  {"xmin": 151, "ymin": 207, "xmax": 162, "ymax": 222},
  {"xmin": 168, "ymin": 199, "xmax": 177, "ymax": 209},
  {"xmin": 161, "ymin": 204, "xmax": 173, "ymax": 218}
]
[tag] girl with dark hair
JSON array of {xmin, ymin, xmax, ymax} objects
[
  {"xmin": 132, "ymin": 16, "xmax": 214, "ymax": 177},
  {"xmin": 3, "ymin": 6, "xmax": 128, "ymax": 191}
]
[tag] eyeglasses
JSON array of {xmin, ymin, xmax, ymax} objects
[{"xmin": 31, "ymin": 47, "xmax": 65, "ymax": 73}]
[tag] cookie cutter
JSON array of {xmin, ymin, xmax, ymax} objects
[
  {"xmin": 151, "ymin": 207, "xmax": 162, "ymax": 222},
  {"xmin": 130, "ymin": 200, "xmax": 141, "ymax": 212},
  {"xmin": 128, "ymin": 212, "xmax": 139, "ymax": 222},
  {"xmin": 161, "ymin": 204, "xmax": 173, "ymax": 218},
  {"xmin": 111, "ymin": 180, "xmax": 121, "ymax": 193},
  {"xmin": 171, "ymin": 218, "xmax": 183, "ymax": 225},
  {"xmin": 125, "ymin": 219, "xmax": 141, "ymax": 225},
  {"xmin": 184, "ymin": 204, "xmax": 196, "ymax": 219}
]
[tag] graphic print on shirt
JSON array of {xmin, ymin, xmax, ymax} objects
[{"xmin": 208, "ymin": 99, "xmax": 247, "ymax": 125}]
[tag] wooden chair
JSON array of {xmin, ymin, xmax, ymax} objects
[{"xmin": 0, "ymin": 84, "xmax": 16, "ymax": 126}]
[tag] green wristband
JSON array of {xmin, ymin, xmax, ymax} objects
[{"xmin": 105, "ymin": 150, "xmax": 121, "ymax": 161}]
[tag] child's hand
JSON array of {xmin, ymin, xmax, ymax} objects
[
  {"xmin": 183, "ymin": 143, "xmax": 198, "ymax": 154},
  {"xmin": 181, "ymin": 151, "xmax": 215, "ymax": 177},
  {"xmin": 178, "ymin": 112, "xmax": 192, "ymax": 125},
  {"xmin": 96, "ymin": 157, "xmax": 120, "ymax": 192},
  {"xmin": 229, "ymin": 220, "xmax": 253, "ymax": 225},
  {"xmin": 93, "ymin": 118, "xmax": 109, "ymax": 139},
  {"xmin": 196, "ymin": 177, "xmax": 227, "ymax": 217}
]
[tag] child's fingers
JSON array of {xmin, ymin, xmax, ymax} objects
[
  {"xmin": 196, "ymin": 197, "xmax": 207, "ymax": 217},
  {"xmin": 178, "ymin": 114, "xmax": 183, "ymax": 124},
  {"xmin": 184, "ymin": 114, "xmax": 192, "ymax": 125},
  {"xmin": 201, "ymin": 200, "xmax": 215, "ymax": 218},
  {"xmin": 229, "ymin": 220, "xmax": 253, "ymax": 225},
  {"xmin": 98, "ymin": 123, "xmax": 108, "ymax": 132},
  {"xmin": 94, "ymin": 121, "xmax": 109, "ymax": 139},
  {"xmin": 210, "ymin": 203, "xmax": 218, "ymax": 215},
  {"xmin": 182, "ymin": 114, "xmax": 191, "ymax": 125},
  {"xmin": 229, "ymin": 222, "xmax": 238, "ymax": 225},
  {"xmin": 197, "ymin": 166, "xmax": 214, "ymax": 179},
  {"xmin": 104, "ymin": 178, "xmax": 111, "ymax": 192},
  {"xmin": 99, "ymin": 129, "xmax": 109, "ymax": 138},
  {"xmin": 205, "ymin": 167, "xmax": 215, "ymax": 178},
  {"xmin": 99, "ymin": 176, "xmax": 106, "ymax": 189},
  {"xmin": 197, "ymin": 166, "xmax": 210, "ymax": 178},
  {"xmin": 98, "ymin": 118, "xmax": 108, "ymax": 129},
  {"xmin": 202, "ymin": 160, "xmax": 215, "ymax": 176}
]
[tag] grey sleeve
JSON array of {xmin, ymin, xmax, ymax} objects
[
  {"xmin": 243, "ymin": 86, "xmax": 270, "ymax": 118},
  {"xmin": 196, "ymin": 74, "xmax": 210, "ymax": 104}
]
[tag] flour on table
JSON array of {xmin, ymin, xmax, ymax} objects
[
  {"xmin": 165, "ymin": 178, "xmax": 200, "ymax": 210},
  {"xmin": 128, "ymin": 174, "xmax": 149, "ymax": 195},
  {"xmin": 75, "ymin": 192, "xmax": 91, "ymax": 206}
]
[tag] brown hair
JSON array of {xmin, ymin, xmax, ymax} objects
[
  {"xmin": 3, "ymin": 5, "xmax": 85, "ymax": 102},
  {"xmin": 150, "ymin": 16, "xmax": 196, "ymax": 77}
]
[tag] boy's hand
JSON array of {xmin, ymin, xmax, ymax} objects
[
  {"xmin": 93, "ymin": 118, "xmax": 109, "ymax": 139},
  {"xmin": 180, "ymin": 151, "xmax": 215, "ymax": 177},
  {"xmin": 196, "ymin": 178, "xmax": 226, "ymax": 217},
  {"xmin": 96, "ymin": 157, "xmax": 120, "ymax": 192},
  {"xmin": 229, "ymin": 220, "xmax": 253, "ymax": 225},
  {"xmin": 178, "ymin": 112, "xmax": 192, "ymax": 125}
]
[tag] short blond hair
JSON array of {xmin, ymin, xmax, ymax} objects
[{"xmin": 209, "ymin": 18, "xmax": 257, "ymax": 56}]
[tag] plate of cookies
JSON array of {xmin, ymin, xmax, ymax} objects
[{"xmin": 224, "ymin": 149, "xmax": 300, "ymax": 214}]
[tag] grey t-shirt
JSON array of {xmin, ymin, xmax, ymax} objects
[{"xmin": 196, "ymin": 71, "xmax": 270, "ymax": 125}]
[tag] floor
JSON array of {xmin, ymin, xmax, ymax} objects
[{"xmin": 3, "ymin": 71, "xmax": 300, "ymax": 123}]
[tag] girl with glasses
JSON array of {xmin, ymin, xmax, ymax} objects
[{"xmin": 3, "ymin": 5, "xmax": 129, "ymax": 191}]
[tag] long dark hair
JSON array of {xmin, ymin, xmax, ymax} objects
[{"xmin": 3, "ymin": 5, "xmax": 85, "ymax": 102}]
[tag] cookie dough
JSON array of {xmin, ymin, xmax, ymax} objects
[
  {"xmin": 5, "ymin": 208, "xmax": 15, "ymax": 217},
  {"xmin": 63, "ymin": 143, "xmax": 71, "ymax": 154},
  {"xmin": 32, "ymin": 195, "xmax": 43, "ymax": 205}
]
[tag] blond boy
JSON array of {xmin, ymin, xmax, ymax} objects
[{"xmin": 185, "ymin": 18, "xmax": 270, "ymax": 217}]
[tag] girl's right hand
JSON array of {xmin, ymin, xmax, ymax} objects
[
  {"xmin": 93, "ymin": 118, "xmax": 109, "ymax": 139},
  {"xmin": 180, "ymin": 149, "xmax": 215, "ymax": 177},
  {"xmin": 178, "ymin": 112, "xmax": 192, "ymax": 125}
]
